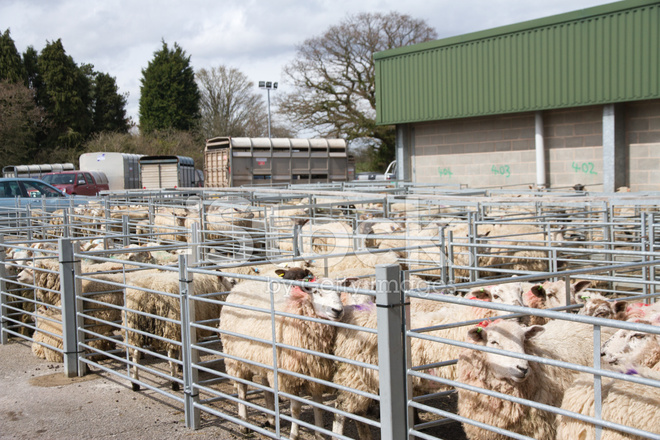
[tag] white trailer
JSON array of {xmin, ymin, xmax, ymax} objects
[{"xmin": 79, "ymin": 152, "xmax": 143, "ymax": 191}]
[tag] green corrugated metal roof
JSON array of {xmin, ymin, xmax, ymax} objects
[{"xmin": 375, "ymin": 0, "xmax": 660, "ymax": 125}]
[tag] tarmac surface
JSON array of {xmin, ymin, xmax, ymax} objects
[{"xmin": 0, "ymin": 339, "xmax": 244, "ymax": 440}]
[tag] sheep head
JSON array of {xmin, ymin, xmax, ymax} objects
[
  {"xmin": 600, "ymin": 322, "xmax": 660, "ymax": 370},
  {"xmin": 579, "ymin": 298, "xmax": 627, "ymax": 319},
  {"xmin": 467, "ymin": 319, "xmax": 544, "ymax": 382},
  {"xmin": 289, "ymin": 279, "xmax": 344, "ymax": 322},
  {"xmin": 468, "ymin": 283, "xmax": 524, "ymax": 307},
  {"xmin": 275, "ymin": 267, "xmax": 313, "ymax": 281},
  {"xmin": 525, "ymin": 279, "xmax": 592, "ymax": 309}
]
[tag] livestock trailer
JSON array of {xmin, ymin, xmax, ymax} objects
[
  {"xmin": 79, "ymin": 152, "xmax": 143, "ymax": 191},
  {"xmin": 139, "ymin": 155, "xmax": 196, "ymax": 189},
  {"xmin": 2, "ymin": 163, "xmax": 75, "ymax": 179},
  {"xmin": 204, "ymin": 137, "xmax": 355, "ymax": 187}
]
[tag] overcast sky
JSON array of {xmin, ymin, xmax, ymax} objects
[{"xmin": 2, "ymin": 0, "xmax": 610, "ymax": 127}]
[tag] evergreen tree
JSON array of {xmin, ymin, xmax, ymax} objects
[
  {"xmin": 92, "ymin": 72, "xmax": 129, "ymax": 133},
  {"xmin": 22, "ymin": 46, "xmax": 45, "ymax": 102},
  {"xmin": 0, "ymin": 80, "xmax": 45, "ymax": 169},
  {"xmin": 0, "ymin": 29, "xmax": 26, "ymax": 84},
  {"xmin": 37, "ymin": 39, "xmax": 93, "ymax": 152},
  {"xmin": 139, "ymin": 40, "xmax": 200, "ymax": 133}
]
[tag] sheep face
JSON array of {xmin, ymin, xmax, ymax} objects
[
  {"xmin": 467, "ymin": 320, "xmax": 544, "ymax": 382},
  {"xmin": 524, "ymin": 279, "xmax": 592, "ymax": 309},
  {"xmin": 16, "ymin": 264, "xmax": 34, "ymax": 285},
  {"xmin": 600, "ymin": 323, "xmax": 660, "ymax": 369},
  {"xmin": 300, "ymin": 281, "xmax": 344, "ymax": 322},
  {"xmin": 469, "ymin": 283, "xmax": 525, "ymax": 307},
  {"xmin": 579, "ymin": 298, "xmax": 627, "ymax": 319}
]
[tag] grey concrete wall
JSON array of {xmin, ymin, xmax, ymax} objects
[{"xmin": 411, "ymin": 99, "xmax": 660, "ymax": 191}]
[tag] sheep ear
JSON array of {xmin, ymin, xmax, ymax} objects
[
  {"xmin": 467, "ymin": 327, "xmax": 486, "ymax": 343},
  {"xmin": 572, "ymin": 280, "xmax": 592, "ymax": 295},
  {"xmin": 289, "ymin": 286, "xmax": 310, "ymax": 301},
  {"xmin": 525, "ymin": 325, "xmax": 545, "ymax": 340},
  {"xmin": 529, "ymin": 285, "xmax": 546, "ymax": 299},
  {"xmin": 275, "ymin": 269, "xmax": 286, "ymax": 277},
  {"xmin": 471, "ymin": 287, "xmax": 491, "ymax": 300},
  {"xmin": 614, "ymin": 301, "xmax": 628, "ymax": 314},
  {"xmin": 340, "ymin": 277, "xmax": 358, "ymax": 287}
]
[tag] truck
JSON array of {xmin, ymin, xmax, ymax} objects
[
  {"xmin": 138, "ymin": 155, "xmax": 197, "ymax": 189},
  {"xmin": 41, "ymin": 170, "xmax": 110, "ymax": 195},
  {"xmin": 79, "ymin": 152, "xmax": 142, "ymax": 191},
  {"xmin": 2, "ymin": 163, "xmax": 75, "ymax": 178},
  {"xmin": 204, "ymin": 137, "xmax": 355, "ymax": 187}
]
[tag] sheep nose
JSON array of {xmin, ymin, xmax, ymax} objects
[
  {"xmin": 517, "ymin": 366, "xmax": 529, "ymax": 376},
  {"xmin": 332, "ymin": 307, "xmax": 343, "ymax": 317}
]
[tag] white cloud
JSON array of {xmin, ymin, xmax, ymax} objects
[{"xmin": 1, "ymin": 0, "xmax": 608, "ymax": 125}]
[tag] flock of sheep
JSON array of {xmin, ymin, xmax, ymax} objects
[{"xmin": 2, "ymin": 192, "xmax": 660, "ymax": 440}]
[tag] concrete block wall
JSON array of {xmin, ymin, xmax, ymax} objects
[
  {"xmin": 543, "ymin": 106, "xmax": 603, "ymax": 189},
  {"xmin": 414, "ymin": 113, "xmax": 537, "ymax": 188},
  {"xmin": 627, "ymin": 99, "xmax": 660, "ymax": 192},
  {"xmin": 411, "ymin": 99, "xmax": 660, "ymax": 191}
]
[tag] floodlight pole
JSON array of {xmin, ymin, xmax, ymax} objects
[{"xmin": 258, "ymin": 81, "xmax": 278, "ymax": 138}]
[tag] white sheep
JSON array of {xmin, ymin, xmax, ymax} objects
[
  {"xmin": 219, "ymin": 275, "xmax": 344, "ymax": 440},
  {"xmin": 600, "ymin": 320, "xmax": 660, "ymax": 371},
  {"xmin": 522, "ymin": 279, "xmax": 593, "ymax": 324},
  {"xmin": 30, "ymin": 270, "xmax": 127, "ymax": 361},
  {"xmin": 330, "ymin": 283, "xmax": 526, "ymax": 439},
  {"xmin": 456, "ymin": 319, "xmax": 575, "ymax": 440},
  {"xmin": 124, "ymin": 269, "xmax": 232, "ymax": 391},
  {"xmin": 556, "ymin": 367, "xmax": 660, "ymax": 439},
  {"xmin": 407, "ymin": 222, "xmax": 562, "ymax": 281}
]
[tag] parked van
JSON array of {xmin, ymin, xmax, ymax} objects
[{"xmin": 42, "ymin": 170, "xmax": 110, "ymax": 196}]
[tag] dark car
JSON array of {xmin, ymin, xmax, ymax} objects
[{"xmin": 0, "ymin": 177, "xmax": 89, "ymax": 213}]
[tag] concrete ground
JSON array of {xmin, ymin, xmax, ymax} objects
[{"xmin": 0, "ymin": 339, "xmax": 245, "ymax": 440}]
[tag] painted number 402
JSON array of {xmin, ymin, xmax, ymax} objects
[{"xmin": 572, "ymin": 162, "xmax": 597, "ymax": 175}]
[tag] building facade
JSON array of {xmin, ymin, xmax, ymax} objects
[{"xmin": 375, "ymin": 0, "xmax": 660, "ymax": 191}]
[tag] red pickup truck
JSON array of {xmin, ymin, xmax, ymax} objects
[{"xmin": 42, "ymin": 170, "xmax": 110, "ymax": 196}]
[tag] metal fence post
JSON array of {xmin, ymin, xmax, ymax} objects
[
  {"xmin": 59, "ymin": 238, "xmax": 81, "ymax": 377},
  {"xmin": 179, "ymin": 254, "xmax": 200, "ymax": 429},
  {"xmin": 293, "ymin": 224, "xmax": 301, "ymax": 257},
  {"xmin": 122, "ymin": 214, "xmax": 130, "ymax": 247},
  {"xmin": 376, "ymin": 264, "xmax": 408, "ymax": 440},
  {"xmin": 0, "ymin": 235, "xmax": 8, "ymax": 345}
]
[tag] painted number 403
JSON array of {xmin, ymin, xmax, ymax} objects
[
  {"xmin": 572, "ymin": 161, "xmax": 597, "ymax": 175},
  {"xmin": 491, "ymin": 165, "xmax": 511, "ymax": 178}
]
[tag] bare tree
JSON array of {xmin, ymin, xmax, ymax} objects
[
  {"xmin": 196, "ymin": 65, "xmax": 292, "ymax": 139},
  {"xmin": 278, "ymin": 12, "xmax": 437, "ymax": 169}
]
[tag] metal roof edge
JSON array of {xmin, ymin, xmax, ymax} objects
[{"xmin": 374, "ymin": 0, "xmax": 658, "ymax": 61}]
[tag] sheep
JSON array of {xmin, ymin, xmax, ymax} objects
[
  {"xmin": 522, "ymin": 279, "xmax": 593, "ymax": 324},
  {"xmin": 136, "ymin": 208, "xmax": 188, "ymax": 244},
  {"xmin": 31, "ymin": 306, "xmax": 66, "ymax": 362},
  {"xmin": 29, "ymin": 271, "xmax": 127, "ymax": 361},
  {"xmin": 310, "ymin": 250, "xmax": 400, "ymax": 277},
  {"xmin": 330, "ymin": 283, "xmax": 526, "ymax": 439},
  {"xmin": 124, "ymin": 269, "xmax": 232, "ymax": 392},
  {"xmin": 600, "ymin": 320, "xmax": 660, "ymax": 371},
  {"xmin": 456, "ymin": 319, "xmax": 576, "ymax": 440},
  {"xmin": 219, "ymin": 275, "xmax": 344, "ymax": 439},
  {"xmin": 556, "ymin": 367, "xmax": 660, "ymax": 440},
  {"xmin": 16, "ymin": 257, "xmax": 129, "ymax": 306},
  {"xmin": 406, "ymin": 222, "xmax": 563, "ymax": 281}
]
